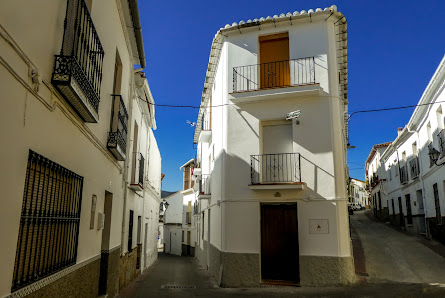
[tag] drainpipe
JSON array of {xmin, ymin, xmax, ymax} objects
[{"xmin": 128, "ymin": 0, "xmax": 146, "ymax": 68}]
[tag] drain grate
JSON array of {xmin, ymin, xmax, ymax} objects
[{"xmin": 161, "ymin": 285, "xmax": 197, "ymax": 289}]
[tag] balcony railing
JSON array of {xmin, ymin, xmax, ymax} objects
[
  {"xmin": 130, "ymin": 153, "xmax": 144, "ymax": 191},
  {"xmin": 198, "ymin": 174, "xmax": 211, "ymax": 196},
  {"xmin": 194, "ymin": 154, "xmax": 201, "ymax": 169},
  {"xmin": 51, "ymin": 0, "xmax": 104, "ymax": 123},
  {"xmin": 400, "ymin": 165, "xmax": 409, "ymax": 184},
  {"xmin": 233, "ymin": 57, "xmax": 316, "ymax": 93},
  {"xmin": 428, "ymin": 142, "xmax": 436, "ymax": 167},
  {"xmin": 409, "ymin": 157, "xmax": 420, "ymax": 179},
  {"xmin": 438, "ymin": 129, "xmax": 445, "ymax": 159},
  {"xmin": 250, "ymin": 153, "xmax": 301, "ymax": 185},
  {"xmin": 107, "ymin": 95, "xmax": 128, "ymax": 160},
  {"xmin": 202, "ymin": 111, "xmax": 211, "ymax": 131}
]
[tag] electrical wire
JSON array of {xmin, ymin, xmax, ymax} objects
[{"xmin": 137, "ymin": 95, "xmax": 445, "ymax": 120}]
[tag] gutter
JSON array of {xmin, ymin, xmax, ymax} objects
[{"xmin": 128, "ymin": 0, "xmax": 146, "ymax": 68}]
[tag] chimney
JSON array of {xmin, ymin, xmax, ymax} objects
[{"xmin": 397, "ymin": 127, "xmax": 403, "ymax": 136}]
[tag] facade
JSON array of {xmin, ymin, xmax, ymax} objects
[
  {"xmin": 348, "ymin": 178, "xmax": 368, "ymax": 209},
  {"xmin": 365, "ymin": 55, "xmax": 445, "ymax": 243},
  {"xmin": 163, "ymin": 160, "xmax": 198, "ymax": 257},
  {"xmin": 0, "ymin": 0, "xmax": 161, "ymax": 297},
  {"xmin": 365, "ymin": 142, "xmax": 392, "ymax": 218},
  {"xmin": 192, "ymin": 6, "xmax": 355, "ymax": 287}
]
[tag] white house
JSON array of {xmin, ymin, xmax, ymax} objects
[
  {"xmin": 366, "ymin": 55, "xmax": 445, "ymax": 242},
  {"xmin": 119, "ymin": 71, "xmax": 162, "ymax": 290},
  {"xmin": 0, "ymin": 0, "xmax": 161, "ymax": 297},
  {"xmin": 192, "ymin": 6, "xmax": 355, "ymax": 287},
  {"xmin": 163, "ymin": 160, "xmax": 198, "ymax": 256},
  {"xmin": 365, "ymin": 142, "xmax": 392, "ymax": 218},
  {"xmin": 348, "ymin": 178, "xmax": 368, "ymax": 209}
]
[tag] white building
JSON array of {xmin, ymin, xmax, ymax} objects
[
  {"xmin": 119, "ymin": 72, "xmax": 162, "ymax": 290},
  {"xmin": 348, "ymin": 178, "xmax": 368, "ymax": 209},
  {"xmin": 192, "ymin": 6, "xmax": 355, "ymax": 287},
  {"xmin": 0, "ymin": 0, "xmax": 161, "ymax": 297},
  {"xmin": 365, "ymin": 142, "xmax": 392, "ymax": 218},
  {"xmin": 366, "ymin": 55, "xmax": 445, "ymax": 242},
  {"xmin": 163, "ymin": 160, "xmax": 198, "ymax": 256}
]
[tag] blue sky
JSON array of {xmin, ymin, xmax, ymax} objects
[{"xmin": 138, "ymin": 0, "xmax": 445, "ymax": 191}]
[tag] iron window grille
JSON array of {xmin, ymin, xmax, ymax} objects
[
  {"xmin": 437, "ymin": 129, "xmax": 445, "ymax": 159},
  {"xmin": 51, "ymin": 0, "xmax": 104, "ymax": 123},
  {"xmin": 12, "ymin": 150, "xmax": 83, "ymax": 292},
  {"xmin": 107, "ymin": 95, "xmax": 128, "ymax": 160},
  {"xmin": 409, "ymin": 157, "xmax": 420, "ymax": 179},
  {"xmin": 399, "ymin": 165, "xmax": 409, "ymax": 184},
  {"xmin": 250, "ymin": 153, "xmax": 301, "ymax": 185},
  {"xmin": 130, "ymin": 153, "xmax": 144, "ymax": 190},
  {"xmin": 428, "ymin": 142, "xmax": 436, "ymax": 167},
  {"xmin": 233, "ymin": 57, "xmax": 316, "ymax": 93}
]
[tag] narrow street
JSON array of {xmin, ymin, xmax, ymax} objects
[
  {"xmin": 118, "ymin": 215, "xmax": 445, "ymax": 297},
  {"xmin": 350, "ymin": 210, "xmax": 445, "ymax": 284}
]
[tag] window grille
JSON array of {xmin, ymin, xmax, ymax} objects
[{"xmin": 12, "ymin": 150, "xmax": 83, "ymax": 291}]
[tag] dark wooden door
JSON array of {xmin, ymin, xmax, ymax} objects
[
  {"xmin": 261, "ymin": 204, "xmax": 299, "ymax": 283},
  {"xmin": 398, "ymin": 197, "xmax": 404, "ymax": 227},
  {"xmin": 405, "ymin": 194, "xmax": 413, "ymax": 225}
]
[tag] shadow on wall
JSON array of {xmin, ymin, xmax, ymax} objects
[{"xmin": 217, "ymin": 148, "xmax": 336, "ymax": 200}]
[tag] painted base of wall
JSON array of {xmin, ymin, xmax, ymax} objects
[
  {"xmin": 99, "ymin": 247, "xmax": 121, "ymax": 297},
  {"xmin": 299, "ymin": 255, "xmax": 356, "ymax": 286},
  {"xmin": 119, "ymin": 247, "xmax": 140, "ymax": 292},
  {"xmin": 24, "ymin": 257, "xmax": 101, "ymax": 298},
  {"xmin": 197, "ymin": 241, "xmax": 355, "ymax": 287},
  {"xmin": 427, "ymin": 217, "xmax": 445, "ymax": 245}
]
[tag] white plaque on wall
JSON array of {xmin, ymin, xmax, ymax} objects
[{"xmin": 309, "ymin": 219, "xmax": 329, "ymax": 234}]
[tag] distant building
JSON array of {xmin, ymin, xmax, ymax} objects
[
  {"xmin": 365, "ymin": 142, "xmax": 392, "ymax": 218},
  {"xmin": 365, "ymin": 55, "xmax": 445, "ymax": 243},
  {"xmin": 163, "ymin": 159, "xmax": 198, "ymax": 256},
  {"xmin": 192, "ymin": 5, "xmax": 355, "ymax": 287},
  {"xmin": 348, "ymin": 178, "xmax": 368, "ymax": 209}
]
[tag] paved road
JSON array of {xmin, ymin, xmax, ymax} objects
[
  {"xmin": 350, "ymin": 210, "xmax": 445, "ymax": 284},
  {"xmin": 118, "ymin": 252, "xmax": 445, "ymax": 297}
]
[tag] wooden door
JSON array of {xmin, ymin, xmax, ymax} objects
[
  {"xmin": 259, "ymin": 33, "xmax": 290, "ymax": 89},
  {"xmin": 405, "ymin": 194, "xmax": 413, "ymax": 225},
  {"xmin": 398, "ymin": 197, "xmax": 404, "ymax": 227},
  {"xmin": 261, "ymin": 204, "xmax": 299, "ymax": 284}
]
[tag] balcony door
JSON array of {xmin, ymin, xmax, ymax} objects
[
  {"xmin": 261, "ymin": 123, "xmax": 293, "ymax": 183},
  {"xmin": 259, "ymin": 33, "xmax": 290, "ymax": 89}
]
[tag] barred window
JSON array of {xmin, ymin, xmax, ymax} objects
[{"xmin": 12, "ymin": 150, "xmax": 83, "ymax": 291}]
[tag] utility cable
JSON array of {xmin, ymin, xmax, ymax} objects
[{"xmin": 137, "ymin": 95, "xmax": 445, "ymax": 119}]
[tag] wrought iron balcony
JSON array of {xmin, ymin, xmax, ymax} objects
[
  {"xmin": 130, "ymin": 153, "xmax": 144, "ymax": 191},
  {"xmin": 250, "ymin": 153, "xmax": 301, "ymax": 185},
  {"xmin": 409, "ymin": 157, "xmax": 420, "ymax": 179},
  {"xmin": 233, "ymin": 57, "xmax": 316, "ymax": 93},
  {"xmin": 51, "ymin": 0, "xmax": 104, "ymax": 123},
  {"xmin": 400, "ymin": 165, "xmax": 409, "ymax": 184},
  {"xmin": 198, "ymin": 174, "xmax": 211, "ymax": 196},
  {"xmin": 107, "ymin": 95, "xmax": 128, "ymax": 160}
]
